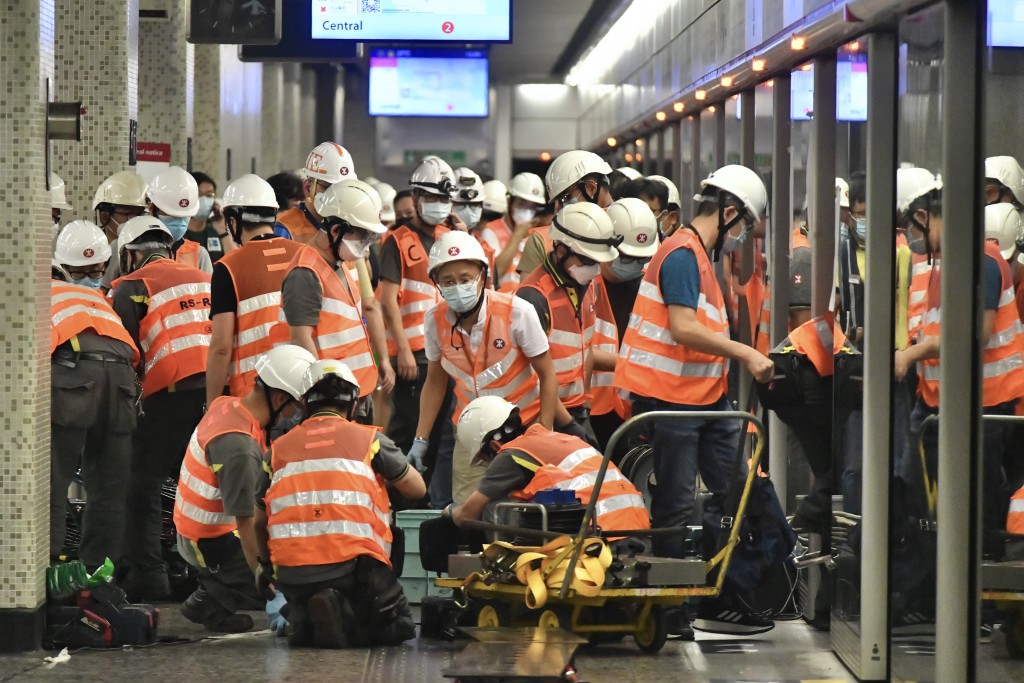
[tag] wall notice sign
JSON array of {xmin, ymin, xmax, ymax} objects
[{"xmin": 137, "ymin": 142, "xmax": 171, "ymax": 163}]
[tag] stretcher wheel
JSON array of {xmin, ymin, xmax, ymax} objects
[
  {"xmin": 477, "ymin": 603, "xmax": 511, "ymax": 628},
  {"xmin": 634, "ymin": 605, "xmax": 668, "ymax": 654},
  {"xmin": 537, "ymin": 607, "xmax": 571, "ymax": 631},
  {"xmin": 1004, "ymin": 609, "xmax": 1024, "ymax": 658}
]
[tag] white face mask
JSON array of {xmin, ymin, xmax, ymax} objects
[
  {"xmin": 454, "ymin": 204, "xmax": 482, "ymax": 230},
  {"xmin": 512, "ymin": 206, "xmax": 537, "ymax": 224},
  {"xmin": 419, "ymin": 199, "xmax": 452, "ymax": 226},
  {"xmin": 439, "ymin": 276, "xmax": 482, "ymax": 313},
  {"xmin": 340, "ymin": 230, "xmax": 377, "ymax": 260},
  {"xmin": 567, "ymin": 262, "xmax": 600, "ymax": 285}
]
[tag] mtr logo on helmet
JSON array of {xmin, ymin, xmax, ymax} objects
[
  {"xmin": 448, "ymin": 246, "xmax": 461, "ymax": 256},
  {"xmin": 636, "ymin": 233, "xmax": 649, "ymax": 244},
  {"xmin": 179, "ymin": 199, "xmax": 190, "ymax": 208},
  {"xmin": 83, "ymin": 248, "xmax": 95, "ymax": 258}
]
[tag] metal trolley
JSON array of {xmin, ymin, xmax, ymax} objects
[{"xmin": 435, "ymin": 410, "xmax": 766, "ymax": 654}]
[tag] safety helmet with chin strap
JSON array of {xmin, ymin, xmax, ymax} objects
[{"xmin": 693, "ymin": 164, "xmax": 767, "ymax": 260}]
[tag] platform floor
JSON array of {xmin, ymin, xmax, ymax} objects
[{"xmin": 1, "ymin": 604, "xmax": 1021, "ymax": 682}]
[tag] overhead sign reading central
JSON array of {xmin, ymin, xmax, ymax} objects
[{"xmin": 311, "ymin": 0, "xmax": 511, "ymax": 41}]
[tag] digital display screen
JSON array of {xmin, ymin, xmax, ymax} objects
[
  {"xmin": 988, "ymin": 0, "xmax": 1024, "ymax": 47},
  {"xmin": 369, "ymin": 49, "xmax": 489, "ymax": 118},
  {"xmin": 312, "ymin": 0, "xmax": 511, "ymax": 42},
  {"xmin": 790, "ymin": 54, "xmax": 867, "ymax": 122}
]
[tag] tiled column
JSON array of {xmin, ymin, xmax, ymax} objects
[
  {"xmin": 138, "ymin": 0, "xmax": 193, "ymax": 166},
  {"xmin": 282, "ymin": 64, "xmax": 305, "ymax": 171},
  {"xmin": 0, "ymin": 0, "xmax": 56, "ymax": 650},
  {"xmin": 193, "ymin": 44, "xmax": 223, "ymax": 182},
  {"xmin": 53, "ymin": 0, "xmax": 139, "ymax": 221},
  {"xmin": 260, "ymin": 63, "xmax": 285, "ymax": 176}
]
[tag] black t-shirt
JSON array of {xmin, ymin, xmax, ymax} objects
[
  {"xmin": 603, "ymin": 276, "xmax": 643, "ymax": 342},
  {"xmin": 186, "ymin": 220, "xmax": 227, "ymax": 263},
  {"xmin": 209, "ymin": 234, "xmax": 279, "ymax": 317},
  {"xmin": 477, "ymin": 449, "xmax": 536, "ymax": 500}
]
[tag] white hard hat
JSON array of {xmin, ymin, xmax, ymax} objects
[
  {"xmin": 222, "ymin": 173, "xmax": 279, "ymax": 210},
  {"xmin": 550, "ymin": 202, "xmax": 621, "ymax": 263},
  {"xmin": 835, "ymin": 178, "xmax": 850, "ymax": 209},
  {"xmin": 316, "ymin": 179, "xmax": 387, "ymax": 234},
  {"xmin": 985, "ymin": 156, "xmax": 1024, "ymax": 206},
  {"xmin": 410, "ymin": 156, "xmax": 456, "ymax": 196},
  {"xmin": 376, "ymin": 181, "xmax": 397, "ymax": 222},
  {"xmin": 482, "ymin": 179, "xmax": 508, "ymax": 214},
  {"xmin": 304, "ymin": 141, "xmax": 357, "ymax": 185},
  {"xmin": 508, "ymin": 172, "xmax": 546, "ymax": 204},
  {"xmin": 148, "ymin": 166, "xmax": 199, "ymax": 218},
  {"xmin": 254, "ymin": 344, "xmax": 316, "ymax": 401},
  {"xmin": 616, "ymin": 167, "xmax": 643, "ymax": 181},
  {"xmin": 50, "ymin": 173, "xmax": 73, "ymax": 210},
  {"xmin": 646, "ymin": 174, "xmax": 681, "ymax": 208},
  {"xmin": 54, "ymin": 220, "xmax": 111, "ymax": 266},
  {"xmin": 428, "ymin": 230, "xmax": 489, "ymax": 278},
  {"xmin": 299, "ymin": 359, "xmax": 360, "ymax": 401},
  {"xmin": 545, "ymin": 150, "xmax": 613, "ymax": 200},
  {"xmin": 451, "ymin": 167, "xmax": 485, "ymax": 204},
  {"xmin": 363, "ymin": 176, "xmax": 381, "ymax": 190},
  {"xmin": 985, "ymin": 203, "xmax": 1022, "ymax": 260},
  {"xmin": 896, "ymin": 167, "xmax": 943, "ymax": 214},
  {"xmin": 92, "ymin": 170, "xmax": 148, "ymax": 210},
  {"xmin": 456, "ymin": 396, "xmax": 517, "ymax": 456},
  {"xmin": 696, "ymin": 164, "xmax": 768, "ymax": 222},
  {"xmin": 116, "ymin": 215, "xmax": 172, "ymax": 264},
  {"xmin": 51, "ymin": 260, "xmax": 71, "ymax": 282},
  {"xmin": 606, "ymin": 198, "xmax": 658, "ymax": 258}
]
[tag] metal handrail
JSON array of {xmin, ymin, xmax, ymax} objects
[{"xmin": 557, "ymin": 409, "xmax": 766, "ymax": 599}]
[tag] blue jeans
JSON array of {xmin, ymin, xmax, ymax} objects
[{"xmin": 631, "ymin": 395, "xmax": 744, "ymax": 558}]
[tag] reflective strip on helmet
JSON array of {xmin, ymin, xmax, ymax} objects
[
  {"xmin": 557, "ymin": 379, "xmax": 585, "ymax": 399},
  {"xmin": 549, "ymin": 329, "xmax": 583, "ymax": 348},
  {"xmin": 238, "ymin": 292, "xmax": 281, "ymax": 317},
  {"xmin": 552, "ymin": 353, "xmax": 583, "ymax": 374},
  {"xmin": 401, "ymin": 278, "xmax": 437, "ymax": 297},
  {"xmin": 238, "ymin": 321, "xmax": 276, "ymax": 347},
  {"xmin": 625, "ymin": 349, "xmax": 723, "ymax": 378},
  {"xmin": 595, "ymin": 493, "xmax": 647, "ymax": 517},
  {"xmin": 148, "ymin": 283, "xmax": 212, "ymax": 311},
  {"xmin": 400, "ymin": 300, "xmax": 435, "ymax": 317},
  {"xmin": 558, "ymin": 446, "xmax": 601, "ymax": 471},
  {"xmin": 175, "ymin": 497, "xmax": 234, "ymax": 527},
  {"xmin": 271, "ymin": 457, "xmax": 375, "ymax": 486},
  {"xmin": 321, "ymin": 297, "xmax": 360, "ymax": 321},
  {"xmin": 51, "ymin": 304, "xmax": 123, "ymax": 328},
  {"xmin": 268, "ymin": 488, "xmax": 375, "ymax": 516},
  {"xmin": 316, "ymin": 326, "xmax": 368, "ymax": 350}
]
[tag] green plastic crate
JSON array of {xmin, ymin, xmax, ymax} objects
[{"xmin": 395, "ymin": 509, "xmax": 451, "ymax": 604}]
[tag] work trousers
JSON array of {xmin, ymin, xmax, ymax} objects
[
  {"xmin": 51, "ymin": 360, "xmax": 138, "ymax": 568},
  {"xmin": 388, "ymin": 355, "xmax": 455, "ymax": 499},
  {"xmin": 178, "ymin": 532, "xmax": 264, "ymax": 614},
  {"xmin": 121, "ymin": 386, "xmax": 205, "ymax": 577},
  {"xmin": 631, "ymin": 395, "xmax": 744, "ymax": 559}
]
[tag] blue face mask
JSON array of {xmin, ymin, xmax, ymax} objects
[
  {"xmin": 440, "ymin": 278, "xmax": 482, "ymax": 313},
  {"xmin": 908, "ymin": 231, "xmax": 928, "ymax": 255},
  {"xmin": 71, "ymin": 275, "xmax": 103, "ymax": 289},
  {"xmin": 609, "ymin": 258, "xmax": 646, "ymax": 281},
  {"xmin": 194, "ymin": 196, "xmax": 215, "ymax": 220},
  {"xmin": 159, "ymin": 215, "xmax": 189, "ymax": 242},
  {"xmin": 854, "ymin": 217, "xmax": 867, "ymax": 242}
]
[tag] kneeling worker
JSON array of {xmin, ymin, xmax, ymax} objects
[
  {"xmin": 174, "ymin": 344, "xmax": 315, "ymax": 633},
  {"xmin": 254, "ymin": 360, "xmax": 426, "ymax": 648},
  {"xmin": 446, "ymin": 396, "xmax": 649, "ymax": 536}
]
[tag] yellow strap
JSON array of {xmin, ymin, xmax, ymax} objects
[
  {"xmin": 511, "ymin": 536, "xmax": 611, "ymax": 608},
  {"xmin": 70, "ymin": 335, "xmax": 81, "ymax": 352}
]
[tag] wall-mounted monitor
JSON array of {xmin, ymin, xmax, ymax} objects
[
  {"xmin": 312, "ymin": 0, "xmax": 512, "ymax": 42},
  {"xmin": 988, "ymin": 0, "xmax": 1024, "ymax": 47},
  {"xmin": 240, "ymin": 0, "xmax": 361, "ymax": 62},
  {"xmin": 369, "ymin": 49, "xmax": 489, "ymax": 118},
  {"xmin": 789, "ymin": 54, "xmax": 867, "ymax": 122}
]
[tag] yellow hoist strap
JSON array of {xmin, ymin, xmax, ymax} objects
[{"xmin": 491, "ymin": 535, "xmax": 612, "ymax": 609}]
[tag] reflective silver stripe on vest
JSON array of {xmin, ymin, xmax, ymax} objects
[
  {"xmin": 629, "ymin": 318, "xmax": 675, "ymax": 346},
  {"xmin": 558, "ymin": 446, "xmax": 601, "ymax": 471},
  {"xmin": 595, "ymin": 493, "xmax": 647, "ymax": 517},
  {"xmin": 51, "ymin": 304, "xmax": 123, "ymax": 327},
  {"xmin": 549, "ymin": 329, "xmax": 583, "ymax": 348},
  {"xmin": 238, "ymin": 321, "xmax": 276, "ymax": 347},
  {"xmin": 401, "ymin": 278, "xmax": 438, "ymax": 296},
  {"xmin": 514, "ymin": 383, "xmax": 541, "ymax": 413},
  {"xmin": 592, "ymin": 372, "xmax": 614, "ymax": 387},
  {"xmin": 910, "ymin": 290, "xmax": 927, "ymax": 305},
  {"xmin": 238, "ymin": 291, "xmax": 280, "ymax": 316},
  {"xmin": 696, "ymin": 293, "xmax": 725, "ymax": 324},
  {"xmin": 625, "ymin": 348, "xmax": 724, "ymax": 378},
  {"xmin": 317, "ymin": 326, "xmax": 367, "ymax": 350},
  {"xmin": 268, "ymin": 518, "xmax": 377, "ymax": 542},
  {"xmin": 174, "ymin": 496, "xmax": 233, "ymax": 527},
  {"xmin": 441, "ymin": 356, "xmax": 476, "ymax": 389},
  {"xmin": 478, "ymin": 366, "xmax": 534, "ymax": 401},
  {"xmin": 638, "ymin": 280, "xmax": 663, "ymax": 304},
  {"xmin": 476, "ymin": 348, "xmax": 526, "ymax": 389},
  {"xmin": 268, "ymin": 488, "xmax": 374, "ymax": 516},
  {"xmin": 400, "ymin": 299, "xmax": 435, "ymax": 316},
  {"xmin": 552, "ymin": 353, "xmax": 583, "ymax": 374},
  {"xmin": 555, "ymin": 469, "xmax": 624, "ymax": 492},
  {"xmin": 145, "ymin": 334, "xmax": 211, "ymax": 373},
  {"xmin": 321, "ymin": 296, "xmax": 360, "ymax": 321},
  {"xmin": 985, "ymin": 354, "xmax": 1024, "ymax": 379},
  {"xmin": 594, "ymin": 319, "xmax": 617, "ymax": 339},
  {"xmin": 557, "ymin": 379, "xmax": 585, "ymax": 398},
  {"xmin": 1000, "ymin": 286, "xmax": 1015, "ymax": 307},
  {"xmin": 402, "ymin": 323, "xmax": 426, "ymax": 340},
  {"xmin": 271, "ymin": 457, "xmax": 375, "ymax": 486},
  {"xmin": 148, "ymin": 282, "xmax": 211, "ymax": 311},
  {"xmin": 164, "ymin": 308, "xmax": 210, "ymax": 330},
  {"xmin": 986, "ymin": 324, "xmax": 1021, "ymax": 350},
  {"xmin": 1010, "ymin": 498, "xmax": 1024, "ymax": 513}
]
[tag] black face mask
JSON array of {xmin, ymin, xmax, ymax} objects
[{"xmin": 711, "ymin": 193, "xmax": 748, "ymax": 262}]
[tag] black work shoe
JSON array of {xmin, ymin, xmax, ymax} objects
[
  {"xmin": 693, "ymin": 599, "xmax": 774, "ymax": 635},
  {"xmin": 180, "ymin": 589, "xmax": 253, "ymax": 633},
  {"xmin": 180, "ymin": 590, "xmax": 212, "ymax": 625},
  {"xmin": 286, "ymin": 601, "xmax": 312, "ymax": 647},
  {"xmin": 204, "ymin": 611, "xmax": 254, "ymax": 633},
  {"xmin": 665, "ymin": 606, "xmax": 695, "ymax": 640},
  {"xmin": 307, "ymin": 589, "xmax": 348, "ymax": 649}
]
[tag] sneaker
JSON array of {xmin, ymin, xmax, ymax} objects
[
  {"xmin": 980, "ymin": 622, "xmax": 994, "ymax": 644},
  {"xmin": 891, "ymin": 610, "xmax": 935, "ymax": 636},
  {"xmin": 665, "ymin": 606, "xmax": 695, "ymax": 640},
  {"xmin": 307, "ymin": 589, "xmax": 348, "ymax": 649},
  {"xmin": 693, "ymin": 598, "xmax": 774, "ymax": 635}
]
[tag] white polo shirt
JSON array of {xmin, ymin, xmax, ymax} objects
[{"xmin": 424, "ymin": 289, "xmax": 550, "ymax": 361}]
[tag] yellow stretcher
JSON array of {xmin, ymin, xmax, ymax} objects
[{"xmin": 435, "ymin": 410, "xmax": 766, "ymax": 654}]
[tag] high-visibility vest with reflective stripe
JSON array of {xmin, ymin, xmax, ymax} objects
[
  {"xmin": 590, "ymin": 276, "xmax": 629, "ymax": 419},
  {"xmin": 475, "ymin": 233, "xmax": 498, "ymax": 289},
  {"xmin": 436, "ymin": 289, "xmax": 541, "ymax": 424},
  {"xmin": 614, "ymin": 229, "xmax": 729, "ymax": 406},
  {"xmin": 482, "ymin": 217, "xmax": 513, "ymax": 251},
  {"xmin": 782, "ymin": 314, "xmax": 846, "ymax": 377},
  {"xmin": 173, "ymin": 396, "xmax": 265, "ymax": 541},
  {"xmin": 518, "ymin": 264, "xmax": 594, "ymax": 409},
  {"xmin": 275, "ymin": 205, "xmax": 319, "ymax": 244},
  {"xmin": 175, "ymin": 239, "xmax": 202, "ymax": 269},
  {"xmin": 111, "ymin": 258, "xmax": 212, "ymax": 396},
  {"xmin": 218, "ymin": 237, "xmax": 304, "ymax": 397},
  {"xmin": 919, "ymin": 243, "xmax": 1024, "ymax": 407},
  {"xmin": 507, "ymin": 425, "xmax": 649, "ymax": 533},
  {"xmin": 907, "ymin": 252, "xmax": 932, "ymax": 342},
  {"xmin": 730, "ymin": 245, "xmax": 768, "ymax": 353},
  {"xmin": 50, "ymin": 282, "xmax": 139, "ymax": 364},
  {"xmin": 265, "ymin": 415, "xmax": 392, "ymax": 569},
  {"xmin": 271, "ymin": 245, "xmax": 377, "ymax": 397},
  {"xmin": 1008, "ymin": 486, "xmax": 1024, "ymax": 535},
  {"xmin": 382, "ymin": 225, "xmax": 448, "ymax": 356}
]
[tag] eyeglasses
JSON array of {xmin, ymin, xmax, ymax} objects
[
  {"xmin": 67, "ymin": 268, "xmax": 106, "ymax": 279},
  {"xmin": 617, "ymin": 254, "xmax": 651, "ymax": 266},
  {"xmin": 112, "ymin": 207, "xmax": 145, "ymax": 219},
  {"xmin": 437, "ymin": 273, "xmax": 481, "ymax": 288},
  {"xmin": 571, "ymin": 252, "xmax": 599, "ymax": 267}
]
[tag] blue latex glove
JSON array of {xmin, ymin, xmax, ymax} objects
[
  {"xmin": 266, "ymin": 591, "xmax": 288, "ymax": 636},
  {"xmin": 408, "ymin": 438, "xmax": 429, "ymax": 473}
]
